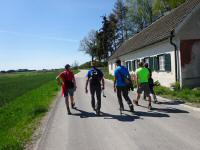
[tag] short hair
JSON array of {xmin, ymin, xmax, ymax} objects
[
  {"xmin": 91, "ymin": 61, "xmax": 96, "ymax": 67},
  {"xmin": 115, "ymin": 59, "xmax": 121, "ymax": 66},
  {"xmin": 144, "ymin": 63, "xmax": 149, "ymax": 68},
  {"xmin": 138, "ymin": 62, "xmax": 144, "ymax": 67},
  {"xmin": 65, "ymin": 64, "xmax": 70, "ymax": 70}
]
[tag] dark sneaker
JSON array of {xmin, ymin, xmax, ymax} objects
[
  {"xmin": 153, "ymin": 100, "xmax": 158, "ymax": 104},
  {"xmin": 96, "ymin": 110, "xmax": 100, "ymax": 116},
  {"xmin": 133, "ymin": 100, "xmax": 139, "ymax": 106},
  {"xmin": 129, "ymin": 104, "xmax": 134, "ymax": 112},
  {"xmin": 71, "ymin": 102, "xmax": 75, "ymax": 109},
  {"xmin": 148, "ymin": 104, "xmax": 152, "ymax": 110},
  {"xmin": 119, "ymin": 107, "xmax": 125, "ymax": 111}
]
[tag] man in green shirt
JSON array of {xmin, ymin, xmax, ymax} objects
[{"xmin": 134, "ymin": 62, "xmax": 152, "ymax": 110}]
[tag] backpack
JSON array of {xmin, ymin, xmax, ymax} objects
[{"xmin": 90, "ymin": 69, "xmax": 101, "ymax": 84}]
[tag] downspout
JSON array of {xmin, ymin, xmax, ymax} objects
[{"xmin": 170, "ymin": 30, "xmax": 178, "ymax": 82}]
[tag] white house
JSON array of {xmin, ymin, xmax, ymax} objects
[{"xmin": 108, "ymin": 0, "xmax": 200, "ymax": 88}]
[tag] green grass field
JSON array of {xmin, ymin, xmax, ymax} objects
[{"xmin": 0, "ymin": 70, "xmax": 79, "ymax": 150}]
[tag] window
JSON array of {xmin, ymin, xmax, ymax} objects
[{"xmin": 158, "ymin": 55, "xmax": 165, "ymax": 71}]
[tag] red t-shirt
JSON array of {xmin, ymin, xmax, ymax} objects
[{"xmin": 59, "ymin": 70, "xmax": 75, "ymax": 95}]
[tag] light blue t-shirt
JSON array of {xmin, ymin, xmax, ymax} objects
[{"xmin": 114, "ymin": 66, "xmax": 129, "ymax": 87}]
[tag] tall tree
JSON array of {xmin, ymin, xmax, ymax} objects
[
  {"xmin": 113, "ymin": 0, "xmax": 128, "ymax": 45},
  {"xmin": 79, "ymin": 30, "xmax": 98, "ymax": 61}
]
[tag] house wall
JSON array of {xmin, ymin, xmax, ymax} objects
[
  {"xmin": 108, "ymin": 39, "xmax": 176, "ymax": 87},
  {"xmin": 176, "ymin": 4, "xmax": 200, "ymax": 88}
]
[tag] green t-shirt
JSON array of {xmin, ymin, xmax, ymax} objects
[{"xmin": 136, "ymin": 67, "xmax": 149, "ymax": 84}]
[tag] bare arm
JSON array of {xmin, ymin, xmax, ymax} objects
[
  {"xmin": 102, "ymin": 78, "xmax": 105, "ymax": 89},
  {"xmin": 85, "ymin": 78, "xmax": 89, "ymax": 93},
  {"xmin": 114, "ymin": 76, "xmax": 117, "ymax": 92},
  {"xmin": 56, "ymin": 75, "xmax": 63, "ymax": 86}
]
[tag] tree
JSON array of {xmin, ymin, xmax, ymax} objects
[
  {"xmin": 113, "ymin": 0, "xmax": 128, "ymax": 45},
  {"xmin": 79, "ymin": 30, "xmax": 98, "ymax": 61}
]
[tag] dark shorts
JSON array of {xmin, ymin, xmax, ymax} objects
[
  {"xmin": 64, "ymin": 88, "xmax": 75, "ymax": 97},
  {"xmin": 137, "ymin": 83, "xmax": 151, "ymax": 96}
]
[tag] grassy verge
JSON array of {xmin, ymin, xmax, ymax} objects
[
  {"xmin": 0, "ymin": 70, "xmax": 79, "ymax": 150},
  {"xmin": 100, "ymin": 67, "xmax": 114, "ymax": 81},
  {"xmin": 0, "ymin": 80, "xmax": 59, "ymax": 150},
  {"xmin": 154, "ymin": 86, "xmax": 200, "ymax": 106}
]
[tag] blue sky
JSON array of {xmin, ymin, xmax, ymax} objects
[{"xmin": 0, "ymin": 0, "xmax": 115, "ymax": 70}]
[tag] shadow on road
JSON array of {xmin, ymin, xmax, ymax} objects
[
  {"xmin": 151, "ymin": 107, "xmax": 189, "ymax": 114},
  {"xmin": 138, "ymin": 104, "xmax": 189, "ymax": 114},
  {"xmin": 72, "ymin": 108, "xmax": 140, "ymax": 122},
  {"xmin": 134, "ymin": 111, "xmax": 170, "ymax": 118},
  {"xmin": 158, "ymin": 100, "xmax": 185, "ymax": 105}
]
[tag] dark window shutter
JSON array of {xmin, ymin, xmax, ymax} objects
[
  {"xmin": 132, "ymin": 61, "xmax": 135, "ymax": 71},
  {"xmin": 165, "ymin": 53, "xmax": 171, "ymax": 71},
  {"xmin": 154, "ymin": 56, "xmax": 159, "ymax": 71},
  {"xmin": 126, "ymin": 62, "xmax": 128, "ymax": 69},
  {"xmin": 149, "ymin": 57, "xmax": 154, "ymax": 70},
  {"xmin": 129, "ymin": 61, "xmax": 132, "ymax": 71}
]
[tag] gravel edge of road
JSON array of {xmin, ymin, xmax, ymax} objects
[{"xmin": 25, "ymin": 91, "xmax": 62, "ymax": 150}]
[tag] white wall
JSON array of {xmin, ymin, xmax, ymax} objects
[{"xmin": 109, "ymin": 39, "xmax": 176, "ymax": 87}]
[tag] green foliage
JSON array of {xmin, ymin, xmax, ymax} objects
[
  {"xmin": 100, "ymin": 67, "xmax": 115, "ymax": 81},
  {"xmin": 170, "ymin": 81, "xmax": 180, "ymax": 91},
  {"xmin": 79, "ymin": 61, "xmax": 107, "ymax": 69},
  {"xmin": 154, "ymin": 86, "xmax": 200, "ymax": 103}
]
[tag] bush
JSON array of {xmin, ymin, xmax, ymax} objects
[{"xmin": 170, "ymin": 82, "xmax": 180, "ymax": 91}]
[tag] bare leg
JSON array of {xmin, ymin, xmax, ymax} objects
[
  {"xmin": 65, "ymin": 97, "xmax": 71, "ymax": 114},
  {"xmin": 134, "ymin": 93, "xmax": 140, "ymax": 106},
  {"xmin": 70, "ymin": 96, "xmax": 75, "ymax": 108},
  {"xmin": 148, "ymin": 95, "xmax": 152, "ymax": 110}
]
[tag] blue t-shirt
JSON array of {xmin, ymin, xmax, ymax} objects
[{"xmin": 114, "ymin": 66, "xmax": 129, "ymax": 87}]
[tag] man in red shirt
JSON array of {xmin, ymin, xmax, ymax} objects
[{"xmin": 56, "ymin": 64, "xmax": 77, "ymax": 115}]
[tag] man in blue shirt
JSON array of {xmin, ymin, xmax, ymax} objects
[
  {"xmin": 85, "ymin": 61, "xmax": 105, "ymax": 116},
  {"xmin": 114, "ymin": 59, "xmax": 134, "ymax": 114}
]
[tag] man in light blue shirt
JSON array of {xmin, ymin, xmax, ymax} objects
[{"xmin": 114, "ymin": 59, "xmax": 134, "ymax": 114}]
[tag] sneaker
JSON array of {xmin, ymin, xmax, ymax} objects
[
  {"xmin": 153, "ymin": 100, "xmax": 158, "ymax": 104},
  {"xmin": 71, "ymin": 102, "xmax": 75, "ymax": 109},
  {"xmin": 68, "ymin": 111, "xmax": 72, "ymax": 115},
  {"xmin": 129, "ymin": 104, "xmax": 134, "ymax": 112},
  {"xmin": 119, "ymin": 106, "xmax": 125, "ymax": 111},
  {"xmin": 133, "ymin": 100, "xmax": 139, "ymax": 106},
  {"xmin": 96, "ymin": 110, "xmax": 100, "ymax": 116},
  {"xmin": 148, "ymin": 104, "xmax": 152, "ymax": 110}
]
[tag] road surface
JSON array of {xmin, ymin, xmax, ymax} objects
[{"xmin": 37, "ymin": 70, "xmax": 200, "ymax": 150}]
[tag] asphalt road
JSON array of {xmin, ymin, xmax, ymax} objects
[{"xmin": 37, "ymin": 70, "xmax": 200, "ymax": 150}]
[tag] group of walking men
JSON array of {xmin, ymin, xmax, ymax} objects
[{"xmin": 56, "ymin": 59, "xmax": 158, "ymax": 115}]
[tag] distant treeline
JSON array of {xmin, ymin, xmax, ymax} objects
[{"xmin": 0, "ymin": 69, "xmax": 62, "ymax": 73}]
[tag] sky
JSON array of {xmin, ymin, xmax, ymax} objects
[{"xmin": 0, "ymin": 0, "xmax": 116, "ymax": 71}]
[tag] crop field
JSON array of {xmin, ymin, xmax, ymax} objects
[{"xmin": 0, "ymin": 70, "xmax": 79, "ymax": 150}]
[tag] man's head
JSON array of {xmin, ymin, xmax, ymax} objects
[
  {"xmin": 144, "ymin": 63, "xmax": 149, "ymax": 68},
  {"xmin": 65, "ymin": 64, "xmax": 71, "ymax": 70},
  {"xmin": 138, "ymin": 62, "xmax": 144, "ymax": 67},
  {"xmin": 91, "ymin": 61, "xmax": 96, "ymax": 67},
  {"xmin": 115, "ymin": 59, "xmax": 121, "ymax": 66}
]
